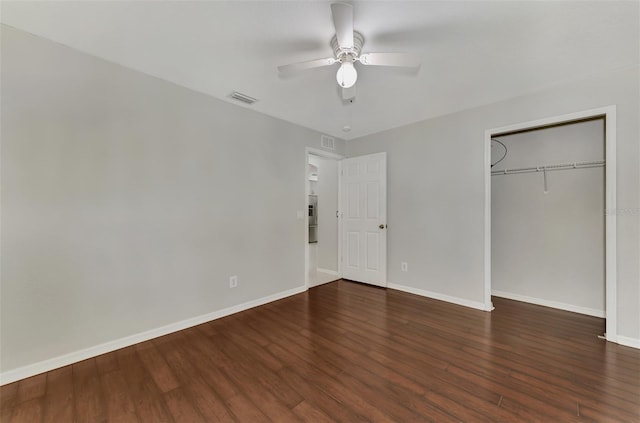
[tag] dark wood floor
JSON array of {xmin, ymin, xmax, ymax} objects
[{"xmin": 2, "ymin": 280, "xmax": 639, "ymax": 422}]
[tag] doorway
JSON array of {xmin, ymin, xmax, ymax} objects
[
  {"xmin": 304, "ymin": 149, "xmax": 389, "ymax": 289},
  {"xmin": 484, "ymin": 106, "xmax": 617, "ymax": 342},
  {"xmin": 305, "ymin": 148, "xmax": 342, "ymax": 288}
]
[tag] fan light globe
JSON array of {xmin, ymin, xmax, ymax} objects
[{"xmin": 336, "ymin": 61, "xmax": 357, "ymax": 88}]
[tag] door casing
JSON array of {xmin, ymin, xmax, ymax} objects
[{"xmin": 484, "ymin": 106, "xmax": 617, "ymax": 342}]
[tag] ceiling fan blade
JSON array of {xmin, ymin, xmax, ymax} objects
[
  {"xmin": 342, "ymin": 85, "xmax": 356, "ymax": 101},
  {"xmin": 277, "ymin": 57, "xmax": 336, "ymax": 74},
  {"xmin": 331, "ymin": 3, "xmax": 354, "ymax": 49},
  {"xmin": 358, "ymin": 53, "xmax": 421, "ymax": 68}
]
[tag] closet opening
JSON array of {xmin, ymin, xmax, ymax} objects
[{"xmin": 484, "ymin": 106, "xmax": 617, "ymax": 342}]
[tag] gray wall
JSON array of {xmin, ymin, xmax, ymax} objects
[
  {"xmin": 347, "ymin": 65, "xmax": 639, "ymax": 342},
  {"xmin": 0, "ymin": 26, "xmax": 344, "ymax": 374},
  {"xmin": 491, "ymin": 120, "xmax": 605, "ymax": 315}
]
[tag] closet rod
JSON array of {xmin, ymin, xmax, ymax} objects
[{"xmin": 491, "ymin": 160, "xmax": 605, "ymax": 176}]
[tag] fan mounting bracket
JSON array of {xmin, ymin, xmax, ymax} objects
[{"xmin": 331, "ymin": 31, "xmax": 364, "ymax": 62}]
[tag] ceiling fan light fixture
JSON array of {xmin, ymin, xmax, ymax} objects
[
  {"xmin": 278, "ymin": 4, "xmax": 420, "ymax": 98},
  {"xmin": 336, "ymin": 60, "xmax": 357, "ymax": 88}
]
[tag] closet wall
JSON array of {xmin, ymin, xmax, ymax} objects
[{"xmin": 491, "ymin": 119, "xmax": 605, "ymax": 316}]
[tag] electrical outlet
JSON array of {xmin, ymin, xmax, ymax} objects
[
  {"xmin": 401, "ymin": 262, "xmax": 408, "ymax": 272},
  {"xmin": 229, "ymin": 275, "xmax": 238, "ymax": 288}
]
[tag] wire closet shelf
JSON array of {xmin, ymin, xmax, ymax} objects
[{"xmin": 490, "ymin": 160, "xmax": 605, "ymax": 176}]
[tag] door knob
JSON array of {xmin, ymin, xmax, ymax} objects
[{"xmin": 379, "ymin": 224, "xmax": 386, "ymax": 229}]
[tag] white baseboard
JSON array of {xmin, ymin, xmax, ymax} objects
[
  {"xmin": 0, "ymin": 285, "xmax": 307, "ymax": 386},
  {"xmin": 617, "ymin": 335, "xmax": 640, "ymax": 349},
  {"xmin": 491, "ymin": 290, "xmax": 605, "ymax": 318},
  {"xmin": 388, "ymin": 283, "xmax": 490, "ymax": 311},
  {"xmin": 316, "ymin": 268, "xmax": 339, "ymax": 276}
]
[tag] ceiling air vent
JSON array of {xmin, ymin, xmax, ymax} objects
[
  {"xmin": 230, "ymin": 91, "xmax": 257, "ymax": 105},
  {"xmin": 321, "ymin": 135, "xmax": 335, "ymax": 150}
]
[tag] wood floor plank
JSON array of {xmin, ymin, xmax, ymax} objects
[
  {"xmin": 0, "ymin": 382, "xmax": 19, "ymax": 422},
  {"xmin": 283, "ymin": 364, "xmax": 396, "ymax": 422},
  {"xmin": 135, "ymin": 342, "xmax": 180, "ymax": 393},
  {"xmin": 72, "ymin": 359, "xmax": 107, "ymax": 423},
  {"xmin": 163, "ymin": 387, "xmax": 206, "ymax": 423},
  {"xmin": 2, "ymin": 279, "xmax": 639, "ymax": 422},
  {"xmin": 291, "ymin": 400, "xmax": 334, "ymax": 423},
  {"xmin": 100, "ymin": 369, "xmax": 138, "ymax": 422},
  {"xmin": 220, "ymin": 363, "xmax": 299, "ymax": 422},
  {"xmin": 212, "ymin": 333, "xmax": 305, "ymax": 410},
  {"xmin": 116, "ymin": 347, "xmax": 175, "ymax": 423},
  {"xmin": 220, "ymin": 314, "xmax": 271, "ymax": 347},
  {"xmin": 152, "ymin": 333, "xmax": 200, "ymax": 387},
  {"xmin": 14, "ymin": 372, "xmax": 46, "ymax": 404},
  {"xmin": 225, "ymin": 394, "xmax": 270, "ymax": 423},
  {"xmin": 365, "ymin": 346, "xmax": 524, "ymax": 421},
  {"xmin": 177, "ymin": 337, "xmax": 241, "ymax": 402},
  {"xmin": 8, "ymin": 398, "xmax": 43, "ymax": 423},
  {"xmin": 42, "ymin": 366, "xmax": 74, "ymax": 423},
  {"xmin": 265, "ymin": 341, "xmax": 342, "ymax": 380},
  {"xmin": 223, "ymin": 328, "xmax": 283, "ymax": 372},
  {"xmin": 182, "ymin": 378, "xmax": 236, "ymax": 422},
  {"xmin": 276, "ymin": 365, "xmax": 371, "ymax": 422},
  {"xmin": 95, "ymin": 351, "xmax": 120, "ymax": 375}
]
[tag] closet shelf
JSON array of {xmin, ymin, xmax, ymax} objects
[{"xmin": 491, "ymin": 160, "xmax": 605, "ymax": 176}]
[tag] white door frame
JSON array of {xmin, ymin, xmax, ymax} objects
[
  {"xmin": 305, "ymin": 147, "xmax": 344, "ymax": 289},
  {"xmin": 484, "ymin": 105, "xmax": 617, "ymax": 342}
]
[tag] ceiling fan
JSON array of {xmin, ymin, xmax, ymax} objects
[{"xmin": 277, "ymin": 2, "xmax": 421, "ymax": 101}]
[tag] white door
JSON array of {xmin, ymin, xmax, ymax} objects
[{"xmin": 341, "ymin": 152, "xmax": 387, "ymax": 287}]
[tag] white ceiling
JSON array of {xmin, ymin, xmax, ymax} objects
[{"xmin": 1, "ymin": 1, "xmax": 638, "ymax": 140}]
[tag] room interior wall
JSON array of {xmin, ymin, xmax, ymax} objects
[
  {"xmin": 308, "ymin": 155, "xmax": 339, "ymax": 273},
  {"xmin": 491, "ymin": 120, "xmax": 605, "ymax": 316},
  {"xmin": 346, "ymin": 65, "xmax": 640, "ymax": 345},
  {"xmin": 0, "ymin": 25, "xmax": 345, "ymax": 380}
]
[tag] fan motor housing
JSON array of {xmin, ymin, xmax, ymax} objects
[{"xmin": 331, "ymin": 31, "xmax": 364, "ymax": 62}]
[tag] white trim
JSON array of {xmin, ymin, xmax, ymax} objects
[
  {"xmin": 307, "ymin": 147, "xmax": 343, "ymax": 161},
  {"xmin": 492, "ymin": 290, "xmax": 605, "ymax": 318},
  {"xmin": 603, "ymin": 107, "xmax": 617, "ymax": 343},
  {"xmin": 484, "ymin": 125, "xmax": 493, "ymax": 311},
  {"xmin": 484, "ymin": 105, "xmax": 617, "ymax": 342},
  {"xmin": 617, "ymin": 336, "xmax": 640, "ymax": 350},
  {"xmin": 304, "ymin": 147, "xmax": 344, "ymax": 290},
  {"xmin": 0, "ymin": 285, "xmax": 306, "ymax": 386},
  {"xmin": 388, "ymin": 283, "xmax": 491, "ymax": 311},
  {"xmin": 317, "ymin": 268, "xmax": 339, "ymax": 276},
  {"xmin": 305, "ymin": 154, "xmax": 310, "ymax": 286},
  {"xmin": 337, "ymin": 159, "xmax": 343, "ymax": 281}
]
